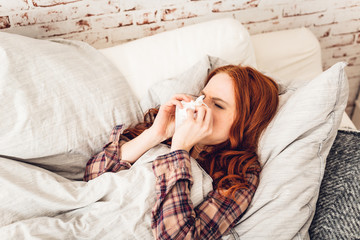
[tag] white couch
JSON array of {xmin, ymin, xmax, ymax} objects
[{"xmin": 0, "ymin": 18, "xmax": 356, "ymax": 239}]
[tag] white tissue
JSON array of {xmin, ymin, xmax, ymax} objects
[{"xmin": 175, "ymin": 95, "xmax": 207, "ymax": 129}]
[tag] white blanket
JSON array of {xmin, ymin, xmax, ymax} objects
[{"xmin": 0, "ymin": 144, "xmax": 213, "ymax": 239}]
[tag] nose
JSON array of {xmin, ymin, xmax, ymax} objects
[{"xmin": 203, "ymin": 97, "xmax": 211, "ymax": 107}]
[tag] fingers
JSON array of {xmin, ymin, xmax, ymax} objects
[
  {"xmin": 186, "ymin": 108, "xmax": 195, "ymax": 121},
  {"xmin": 196, "ymin": 106, "xmax": 212, "ymax": 134},
  {"xmin": 195, "ymin": 106, "xmax": 206, "ymax": 123},
  {"xmin": 167, "ymin": 99, "xmax": 183, "ymax": 109},
  {"xmin": 161, "ymin": 94, "xmax": 192, "ymax": 111},
  {"xmin": 203, "ymin": 106, "xmax": 212, "ymax": 128},
  {"xmin": 162, "ymin": 98, "xmax": 183, "ymax": 112},
  {"xmin": 172, "ymin": 93, "xmax": 192, "ymax": 103}
]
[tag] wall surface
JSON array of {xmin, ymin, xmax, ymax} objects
[{"xmin": 1, "ymin": 0, "xmax": 360, "ymax": 119}]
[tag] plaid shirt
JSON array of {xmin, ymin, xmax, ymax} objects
[
  {"xmin": 83, "ymin": 125, "xmax": 131, "ymax": 181},
  {"xmin": 84, "ymin": 125, "xmax": 260, "ymax": 240}
]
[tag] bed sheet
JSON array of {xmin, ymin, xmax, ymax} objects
[{"xmin": 0, "ymin": 144, "xmax": 213, "ymax": 239}]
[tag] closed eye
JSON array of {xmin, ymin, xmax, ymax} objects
[
  {"xmin": 215, "ymin": 103, "xmax": 224, "ymax": 109},
  {"xmin": 202, "ymin": 95, "xmax": 222, "ymax": 109}
]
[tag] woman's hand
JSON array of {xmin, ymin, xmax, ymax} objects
[
  {"xmin": 171, "ymin": 105, "xmax": 213, "ymax": 152},
  {"xmin": 148, "ymin": 94, "xmax": 193, "ymax": 143}
]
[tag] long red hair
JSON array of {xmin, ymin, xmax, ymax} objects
[{"xmin": 123, "ymin": 65, "xmax": 279, "ymax": 200}]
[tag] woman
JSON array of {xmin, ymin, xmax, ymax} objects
[{"xmin": 84, "ymin": 65, "xmax": 279, "ymax": 239}]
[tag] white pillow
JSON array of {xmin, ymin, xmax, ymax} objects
[
  {"xmin": 99, "ymin": 18, "xmax": 257, "ymax": 100},
  {"xmin": 139, "ymin": 55, "xmax": 211, "ymax": 112},
  {"xmin": 0, "ymin": 32, "xmax": 142, "ymax": 180},
  {"xmin": 139, "ymin": 55, "xmax": 231, "ymax": 113},
  {"xmin": 232, "ymin": 62, "xmax": 349, "ymax": 239}
]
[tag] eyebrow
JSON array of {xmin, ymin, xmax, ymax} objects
[{"xmin": 200, "ymin": 90, "xmax": 229, "ymax": 106}]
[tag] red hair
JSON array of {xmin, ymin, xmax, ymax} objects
[
  {"xmin": 123, "ymin": 65, "xmax": 279, "ymax": 200},
  {"xmin": 197, "ymin": 65, "xmax": 279, "ymax": 199}
]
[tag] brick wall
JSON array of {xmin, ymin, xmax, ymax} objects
[{"xmin": 1, "ymin": 0, "xmax": 360, "ymax": 119}]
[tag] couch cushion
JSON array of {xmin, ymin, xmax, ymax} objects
[{"xmin": 251, "ymin": 27, "xmax": 323, "ymax": 86}]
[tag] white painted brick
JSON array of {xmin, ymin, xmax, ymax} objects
[
  {"xmin": 159, "ymin": 15, "xmax": 223, "ymax": 32},
  {"xmin": 159, "ymin": 0, "xmax": 188, "ymax": 8},
  {"xmin": 331, "ymin": 20, "xmax": 360, "ymax": 35},
  {"xmin": 119, "ymin": 0, "xmax": 186, "ymax": 11},
  {"xmin": 282, "ymin": 1, "xmax": 327, "ymax": 17},
  {"xmin": 161, "ymin": 2, "xmax": 211, "ymax": 21},
  {"xmin": 0, "ymin": 0, "xmax": 29, "ymax": 12},
  {"xmin": 118, "ymin": 1, "xmax": 136, "ymax": 11},
  {"xmin": 333, "ymin": 0, "xmax": 360, "ymax": 10},
  {"xmin": 111, "ymin": 20, "xmax": 186, "ymax": 44},
  {"xmin": 330, "ymin": 45, "xmax": 360, "ymax": 58},
  {"xmin": 212, "ymin": 0, "xmax": 259, "ymax": 13},
  {"xmin": 280, "ymin": 11, "xmax": 333, "ymax": 28},
  {"xmin": 9, "ymin": 1, "xmax": 122, "ymax": 26},
  {"xmin": 348, "ymin": 56, "xmax": 360, "ymax": 66},
  {"xmin": 309, "ymin": 24, "xmax": 331, "ymax": 39},
  {"xmin": 313, "ymin": 12, "xmax": 337, "ymax": 26},
  {"xmin": 244, "ymin": 15, "xmax": 311, "ymax": 35},
  {"xmin": 322, "ymin": 57, "xmax": 344, "ymax": 70},
  {"xmin": 243, "ymin": 19, "xmax": 291, "ymax": 35},
  {"xmin": 0, "ymin": 16, "xmax": 11, "ymax": 29},
  {"xmin": 111, "ymin": 14, "xmax": 219, "ymax": 44},
  {"xmin": 319, "ymin": 34, "xmax": 355, "ymax": 48},
  {"xmin": 32, "ymin": 0, "xmax": 82, "ymax": 8},
  {"xmin": 135, "ymin": 10, "xmax": 157, "ymax": 25},
  {"xmin": 346, "ymin": 65, "xmax": 360, "ymax": 78},
  {"xmin": 322, "ymin": 55, "xmax": 359, "ymax": 70},
  {"xmin": 333, "ymin": 6, "xmax": 360, "ymax": 22},
  {"xmin": 321, "ymin": 48, "xmax": 336, "ymax": 62},
  {"xmin": 258, "ymin": 0, "xmax": 297, "ymax": 7},
  {"xmin": 11, "ymin": 7, "xmax": 68, "ymax": 26},
  {"xmin": 110, "ymin": 24, "xmax": 155, "ymax": 43},
  {"xmin": 9, "ymin": 18, "xmax": 92, "ymax": 38},
  {"xmin": 55, "ymin": 30, "xmax": 111, "ymax": 49},
  {"xmin": 0, "ymin": 24, "xmax": 40, "ymax": 38},
  {"xmin": 91, "ymin": 13, "xmax": 133, "ymax": 30},
  {"xmin": 232, "ymin": 7, "xmax": 280, "ymax": 24},
  {"xmin": 67, "ymin": 0, "xmax": 121, "ymax": 19}
]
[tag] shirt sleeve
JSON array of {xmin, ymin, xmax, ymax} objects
[
  {"xmin": 151, "ymin": 150, "xmax": 260, "ymax": 240},
  {"xmin": 83, "ymin": 124, "xmax": 132, "ymax": 182}
]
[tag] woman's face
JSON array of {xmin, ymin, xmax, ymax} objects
[{"xmin": 198, "ymin": 72, "xmax": 236, "ymax": 145}]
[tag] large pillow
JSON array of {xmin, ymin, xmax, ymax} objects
[
  {"xmin": 0, "ymin": 32, "xmax": 143, "ymax": 180},
  {"xmin": 232, "ymin": 62, "xmax": 349, "ymax": 239}
]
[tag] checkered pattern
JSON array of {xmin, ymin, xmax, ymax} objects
[
  {"xmin": 83, "ymin": 125, "xmax": 131, "ymax": 181},
  {"xmin": 151, "ymin": 150, "xmax": 260, "ymax": 240}
]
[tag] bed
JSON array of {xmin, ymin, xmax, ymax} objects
[{"xmin": 0, "ymin": 18, "xmax": 359, "ymax": 239}]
